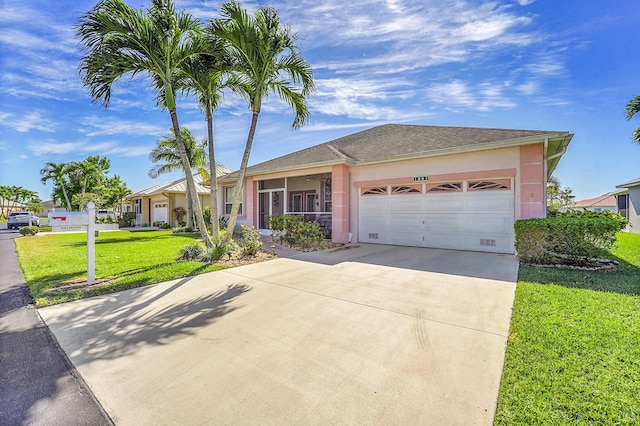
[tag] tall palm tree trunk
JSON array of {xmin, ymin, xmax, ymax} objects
[
  {"xmin": 207, "ymin": 114, "xmax": 221, "ymax": 238},
  {"xmin": 223, "ymin": 110, "xmax": 259, "ymax": 245},
  {"xmin": 58, "ymin": 179, "xmax": 72, "ymax": 211},
  {"xmin": 168, "ymin": 107, "xmax": 213, "ymax": 248},
  {"xmin": 186, "ymin": 190, "xmax": 194, "ymax": 228}
]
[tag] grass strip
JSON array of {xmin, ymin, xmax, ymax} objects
[
  {"xmin": 495, "ymin": 233, "xmax": 640, "ymax": 424},
  {"xmin": 15, "ymin": 230, "xmax": 227, "ymax": 306}
]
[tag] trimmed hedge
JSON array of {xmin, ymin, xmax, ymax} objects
[
  {"xmin": 19, "ymin": 226, "xmax": 39, "ymax": 236},
  {"xmin": 515, "ymin": 213, "xmax": 628, "ymax": 264}
]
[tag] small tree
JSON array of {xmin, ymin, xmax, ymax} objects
[{"xmin": 547, "ymin": 176, "xmax": 575, "ymax": 212}]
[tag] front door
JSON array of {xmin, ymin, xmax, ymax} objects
[{"xmin": 258, "ymin": 190, "xmax": 284, "ymax": 229}]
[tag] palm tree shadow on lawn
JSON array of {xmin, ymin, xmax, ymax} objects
[{"xmin": 44, "ymin": 279, "xmax": 251, "ymax": 365}]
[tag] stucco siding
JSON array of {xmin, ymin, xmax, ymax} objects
[{"xmin": 629, "ymin": 187, "xmax": 640, "ymax": 233}]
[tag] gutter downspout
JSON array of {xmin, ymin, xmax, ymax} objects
[
  {"xmin": 544, "ymin": 137, "xmax": 570, "ymax": 216},
  {"xmin": 546, "ymin": 138, "xmax": 568, "ymax": 162}
]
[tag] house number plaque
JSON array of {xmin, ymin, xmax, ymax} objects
[{"xmin": 413, "ymin": 176, "xmax": 429, "ymax": 182}]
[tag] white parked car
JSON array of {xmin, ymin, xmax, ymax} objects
[
  {"xmin": 7, "ymin": 212, "xmax": 40, "ymax": 229},
  {"xmin": 96, "ymin": 209, "xmax": 117, "ymax": 220}
]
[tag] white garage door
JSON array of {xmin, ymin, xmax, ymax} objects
[
  {"xmin": 154, "ymin": 203, "xmax": 168, "ymax": 224},
  {"xmin": 358, "ymin": 180, "xmax": 514, "ymax": 253}
]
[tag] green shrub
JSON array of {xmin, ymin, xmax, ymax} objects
[
  {"xmin": 289, "ymin": 221, "xmax": 325, "ymax": 248},
  {"xmin": 201, "ymin": 231, "xmax": 237, "ymax": 262},
  {"xmin": 172, "ymin": 226, "xmax": 195, "ymax": 234},
  {"xmin": 119, "ymin": 212, "xmax": 136, "ymax": 228},
  {"xmin": 238, "ymin": 225, "xmax": 262, "ymax": 257},
  {"xmin": 515, "ymin": 214, "xmax": 628, "ymax": 264},
  {"xmin": 203, "ymin": 206, "xmax": 230, "ymax": 232},
  {"xmin": 19, "ymin": 226, "xmax": 39, "ymax": 236},
  {"xmin": 177, "ymin": 242, "xmax": 204, "ymax": 261},
  {"xmin": 266, "ymin": 214, "xmax": 325, "ymax": 248}
]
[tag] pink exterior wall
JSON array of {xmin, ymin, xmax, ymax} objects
[
  {"xmin": 244, "ymin": 176, "xmax": 255, "ymax": 227},
  {"xmin": 519, "ymin": 144, "xmax": 545, "ymax": 219},
  {"xmin": 331, "ymin": 164, "xmax": 350, "ymax": 244}
]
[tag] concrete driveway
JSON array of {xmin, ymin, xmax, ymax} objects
[{"xmin": 39, "ymin": 244, "xmax": 518, "ymax": 425}]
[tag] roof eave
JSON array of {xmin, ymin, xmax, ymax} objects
[{"xmin": 217, "ymin": 158, "xmax": 353, "ymax": 184}]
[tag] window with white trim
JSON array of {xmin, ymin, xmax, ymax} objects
[{"xmin": 224, "ymin": 186, "xmax": 243, "ymax": 215}]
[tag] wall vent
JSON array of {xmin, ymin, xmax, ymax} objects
[
  {"xmin": 368, "ymin": 233, "xmax": 379, "ymax": 239},
  {"xmin": 480, "ymin": 239, "xmax": 496, "ymax": 247}
]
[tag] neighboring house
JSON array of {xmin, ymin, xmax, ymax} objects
[
  {"xmin": 565, "ymin": 194, "xmax": 617, "ymax": 213},
  {"xmin": 614, "ymin": 177, "xmax": 640, "ymax": 234},
  {"xmin": 41, "ymin": 200, "xmax": 65, "ymax": 215},
  {"xmin": 1, "ymin": 201, "xmax": 27, "ymax": 218},
  {"xmin": 127, "ymin": 165, "xmax": 231, "ymax": 227},
  {"xmin": 218, "ymin": 124, "xmax": 573, "ymax": 254}
]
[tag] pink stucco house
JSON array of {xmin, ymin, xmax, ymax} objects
[{"xmin": 217, "ymin": 124, "xmax": 573, "ymax": 254}]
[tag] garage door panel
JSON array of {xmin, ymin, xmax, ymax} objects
[
  {"xmin": 464, "ymin": 194, "xmax": 512, "ymax": 212},
  {"xmin": 388, "ymin": 231, "xmax": 424, "ymax": 246},
  {"xmin": 466, "ymin": 214, "xmax": 512, "ymax": 234},
  {"xmin": 425, "ymin": 214, "xmax": 465, "ymax": 232},
  {"xmin": 389, "ymin": 196, "xmax": 424, "ymax": 211},
  {"xmin": 390, "ymin": 213, "xmax": 423, "ymax": 231},
  {"xmin": 358, "ymin": 183, "xmax": 515, "ymax": 253},
  {"xmin": 424, "ymin": 195, "xmax": 465, "ymax": 211}
]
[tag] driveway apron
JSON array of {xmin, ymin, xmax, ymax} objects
[{"xmin": 39, "ymin": 244, "xmax": 518, "ymax": 425}]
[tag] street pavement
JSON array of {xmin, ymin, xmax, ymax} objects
[{"xmin": 0, "ymin": 224, "xmax": 112, "ymax": 425}]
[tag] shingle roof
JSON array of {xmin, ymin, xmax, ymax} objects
[
  {"xmin": 569, "ymin": 194, "xmax": 617, "ymax": 209},
  {"xmin": 220, "ymin": 124, "xmax": 572, "ymax": 180},
  {"xmin": 616, "ymin": 177, "xmax": 640, "ymax": 188}
]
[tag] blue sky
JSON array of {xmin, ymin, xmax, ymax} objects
[{"xmin": 1, "ymin": 0, "xmax": 639, "ymax": 202}]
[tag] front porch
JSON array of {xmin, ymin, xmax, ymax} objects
[
  {"xmin": 255, "ymin": 173, "xmax": 332, "ymax": 237},
  {"xmin": 243, "ymin": 164, "xmax": 350, "ymax": 243}
]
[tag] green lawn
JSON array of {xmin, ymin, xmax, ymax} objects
[
  {"xmin": 15, "ymin": 230, "xmax": 227, "ymax": 306},
  {"xmin": 495, "ymin": 233, "xmax": 640, "ymax": 424}
]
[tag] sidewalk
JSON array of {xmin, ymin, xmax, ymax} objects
[{"xmin": 259, "ymin": 235, "xmax": 302, "ymax": 258}]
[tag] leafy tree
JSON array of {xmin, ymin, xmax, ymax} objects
[
  {"xmin": 101, "ymin": 175, "xmax": 132, "ymax": 215},
  {"xmin": 40, "ymin": 162, "xmax": 72, "ymax": 210},
  {"xmin": 547, "ymin": 176, "xmax": 575, "ymax": 211},
  {"xmin": 179, "ymin": 36, "xmax": 227, "ymax": 238},
  {"xmin": 149, "ymin": 127, "xmax": 206, "ymax": 228},
  {"xmin": 77, "ymin": 0, "xmax": 214, "ymax": 248},
  {"xmin": 68, "ymin": 155, "xmax": 110, "ymax": 195},
  {"xmin": 625, "ymin": 95, "xmax": 640, "ymax": 144},
  {"xmin": 72, "ymin": 193, "xmax": 103, "ymax": 211},
  {"xmin": 212, "ymin": 0, "xmax": 314, "ymax": 243}
]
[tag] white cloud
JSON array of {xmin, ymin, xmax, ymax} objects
[
  {"xmin": 79, "ymin": 116, "xmax": 166, "ymax": 137},
  {"xmin": 27, "ymin": 139, "xmax": 153, "ymax": 158},
  {"xmin": 426, "ymin": 80, "xmax": 516, "ymax": 112},
  {"xmin": 0, "ymin": 111, "xmax": 58, "ymax": 133}
]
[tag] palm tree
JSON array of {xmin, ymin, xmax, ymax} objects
[
  {"xmin": 149, "ymin": 127, "xmax": 206, "ymax": 228},
  {"xmin": 625, "ymin": 95, "xmax": 640, "ymax": 144},
  {"xmin": 77, "ymin": 0, "xmax": 213, "ymax": 247},
  {"xmin": 40, "ymin": 162, "xmax": 72, "ymax": 210},
  {"xmin": 179, "ymin": 37, "xmax": 227, "ymax": 238},
  {"xmin": 212, "ymin": 1, "xmax": 315, "ymax": 244},
  {"xmin": 0, "ymin": 186, "xmax": 9, "ymax": 218},
  {"xmin": 102, "ymin": 175, "xmax": 132, "ymax": 216}
]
